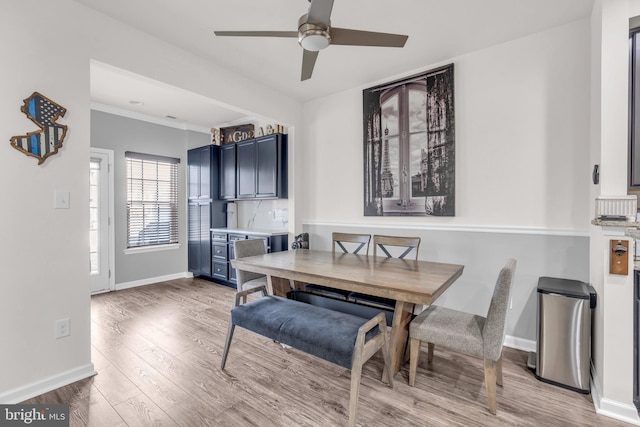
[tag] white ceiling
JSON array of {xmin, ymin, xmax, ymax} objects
[
  {"xmin": 90, "ymin": 62, "xmax": 252, "ymax": 131},
  {"xmin": 80, "ymin": 0, "xmax": 594, "ymax": 129}
]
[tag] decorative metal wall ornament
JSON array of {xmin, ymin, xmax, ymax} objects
[
  {"xmin": 10, "ymin": 92, "xmax": 68, "ymax": 165},
  {"xmin": 363, "ymin": 64, "xmax": 455, "ymax": 217}
]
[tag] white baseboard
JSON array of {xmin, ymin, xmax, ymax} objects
[
  {"xmin": 0, "ymin": 363, "xmax": 96, "ymax": 404},
  {"xmin": 504, "ymin": 335, "xmax": 536, "ymax": 353},
  {"xmin": 115, "ymin": 272, "xmax": 191, "ymax": 291},
  {"xmin": 591, "ymin": 361, "xmax": 640, "ymax": 425}
]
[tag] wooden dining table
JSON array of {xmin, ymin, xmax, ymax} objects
[{"xmin": 231, "ymin": 249, "xmax": 464, "ymax": 376}]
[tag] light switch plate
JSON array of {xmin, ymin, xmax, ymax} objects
[{"xmin": 54, "ymin": 190, "xmax": 70, "ymax": 209}]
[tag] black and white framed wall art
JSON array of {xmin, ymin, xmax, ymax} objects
[{"xmin": 363, "ymin": 64, "xmax": 455, "ymax": 216}]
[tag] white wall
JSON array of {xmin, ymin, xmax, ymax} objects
[
  {"xmin": 0, "ymin": 0, "xmax": 94, "ymax": 401},
  {"xmin": 300, "ymin": 19, "xmax": 591, "ymax": 232},
  {"xmin": 0, "ymin": 0, "xmax": 301, "ymax": 402}
]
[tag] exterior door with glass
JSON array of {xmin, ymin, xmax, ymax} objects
[{"xmin": 90, "ymin": 149, "xmax": 114, "ymax": 294}]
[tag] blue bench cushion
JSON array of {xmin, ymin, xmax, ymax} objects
[{"xmin": 231, "ymin": 295, "xmax": 377, "ymax": 369}]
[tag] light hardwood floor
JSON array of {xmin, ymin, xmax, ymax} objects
[{"xmin": 23, "ymin": 278, "xmax": 625, "ymax": 426}]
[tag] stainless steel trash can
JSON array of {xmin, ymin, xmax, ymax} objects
[{"xmin": 535, "ymin": 277, "xmax": 597, "ymax": 394}]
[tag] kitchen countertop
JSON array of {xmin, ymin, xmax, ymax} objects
[
  {"xmin": 591, "ymin": 218, "xmax": 640, "ymax": 228},
  {"xmin": 211, "ymin": 227, "xmax": 289, "ymax": 237}
]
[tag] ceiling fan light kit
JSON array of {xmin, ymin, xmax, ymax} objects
[
  {"xmin": 298, "ymin": 22, "xmax": 331, "ymax": 51},
  {"xmin": 213, "ymin": 0, "xmax": 408, "ymax": 81}
]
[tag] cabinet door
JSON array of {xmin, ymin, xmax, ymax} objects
[
  {"xmin": 188, "ymin": 202, "xmax": 212, "ymax": 276},
  {"xmin": 187, "ymin": 146, "xmax": 212, "ymax": 200},
  {"xmin": 188, "ymin": 203, "xmax": 200, "ymax": 272},
  {"xmin": 256, "ymin": 135, "xmax": 278, "ymax": 198},
  {"xmin": 220, "ymin": 144, "xmax": 237, "ymax": 200},
  {"xmin": 198, "ymin": 203, "xmax": 212, "ymax": 276},
  {"xmin": 199, "ymin": 146, "xmax": 212, "ymax": 199},
  {"xmin": 236, "ymin": 140, "xmax": 256, "ymax": 198},
  {"xmin": 187, "ymin": 149, "xmax": 201, "ymax": 200}
]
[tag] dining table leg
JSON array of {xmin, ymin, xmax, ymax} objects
[
  {"xmin": 269, "ymin": 276, "xmax": 293, "ymax": 296},
  {"xmin": 384, "ymin": 300, "xmax": 414, "ymax": 378}
]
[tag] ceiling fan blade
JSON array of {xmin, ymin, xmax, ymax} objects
[
  {"xmin": 307, "ymin": 0, "xmax": 334, "ymax": 27},
  {"xmin": 330, "ymin": 27, "xmax": 408, "ymax": 47},
  {"xmin": 301, "ymin": 49, "xmax": 319, "ymax": 81},
  {"xmin": 214, "ymin": 31, "xmax": 298, "ymax": 38}
]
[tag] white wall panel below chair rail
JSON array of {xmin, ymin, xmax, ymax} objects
[{"xmin": 302, "ymin": 221, "xmax": 590, "ymax": 346}]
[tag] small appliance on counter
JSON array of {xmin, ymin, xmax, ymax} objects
[
  {"xmin": 291, "ymin": 233, "xmax": 309, "ymax": 249},
  {"xmin": 226, "ymin": 202, "xmax": 238, "ymax": 229}
]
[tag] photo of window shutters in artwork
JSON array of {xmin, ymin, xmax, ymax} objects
[{"xmin": 363, "ymin": 64, "xmax": 455, "ymax": 217}]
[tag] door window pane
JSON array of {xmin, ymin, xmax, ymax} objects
[{"xmin": 89, "ymin": 160, "xmax": 100, "ymax": 274}]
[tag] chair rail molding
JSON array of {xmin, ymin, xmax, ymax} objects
[{"xmin": 302, "ymin": 220, "xmax": 589, "ymax": 237}]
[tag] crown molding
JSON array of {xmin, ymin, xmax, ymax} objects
[{"xmin": 90, "ymin": 102, "xmax": 212, "ymax": 134}]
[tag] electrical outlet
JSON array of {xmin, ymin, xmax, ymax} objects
[{"xmin": 54, "ymin": 318, "xmax": 70, "ymax": 339}]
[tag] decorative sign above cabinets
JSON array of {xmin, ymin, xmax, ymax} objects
[
  {"xmin": 221, "ymin": 124, "xmax": 255, "ymax": 144},
  {"xmin": 218, "ymin": 123, "xmax": 288, "ymax": 145}
]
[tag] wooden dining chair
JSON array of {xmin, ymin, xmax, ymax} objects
[
  {"xmin": 304, "ymin": 232, "xmax": 372, "ymax": 301},
  {"xmin": 349, "ymin": 234, "xmax": 421, "ymax": 311},
  {"xmin": 332, "ymin": 232, "xmax": 371, "ymax": 255},
  {"xmin": 233, "ymin": 239, "xmax": 269, "ymax": 295},
  {"xmin": 408, "ymin": 259, "xmax": 517, "ymax": 415},
  {"xmin": 372, "ymin": 235, "xmax": 421, "ymax": 260}
]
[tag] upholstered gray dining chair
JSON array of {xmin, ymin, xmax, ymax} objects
[
  {"xmin": 408, "ymin": 258, "xmax": 517, "ymax": 415},
  {"xmin": 233, "ymin": 239, "xmax": 269, "ymax": 294}
]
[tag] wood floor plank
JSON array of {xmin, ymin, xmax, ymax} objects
[
  {"xmin": 113, "ymin": 393, "xmax": 177, "ymax": 426},
  {"xmin": 20, "ymin": 278, "xmax": 630, "ymax": 426},
  {"xmin": 71, "ymin": 384, "xmax": 128, "ymax": 427},
  {"xmin": 91, "ymin": 364, "xmax": 142, "ymax": 407},
  {"xmin": 98, "ymin": 343, "xmax": 191, "ymax": 411}
]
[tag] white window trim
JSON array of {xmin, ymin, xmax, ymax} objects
[{"xmin": 124, "ymin": 243, "xmax": 181, "ymax": 255}]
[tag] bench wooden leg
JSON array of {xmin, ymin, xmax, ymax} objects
[
  {"xmin": 348, "ymin": 353, "xmax": 363, "ymax": 427},
  {"xmin": 381, "ymin": 329, "xmax": 394, "ymax": 387},
  {"xmin": 220, "ymin": 323, "xmax": 235, "ymax": 370}
]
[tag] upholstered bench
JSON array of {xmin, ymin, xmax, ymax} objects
[{"xmin": 221, "ymin": 285, "xmax": 394, "ymax": 427}]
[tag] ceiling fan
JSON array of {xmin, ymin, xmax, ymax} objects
[{"xmin": 214, "ymin": 0, "xmax": 408, "ymax": 81}]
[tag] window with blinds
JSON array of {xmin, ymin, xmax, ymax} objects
[{"xmin": 126, "ymin": 152, "xmax": 180, "ymax": 248}]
